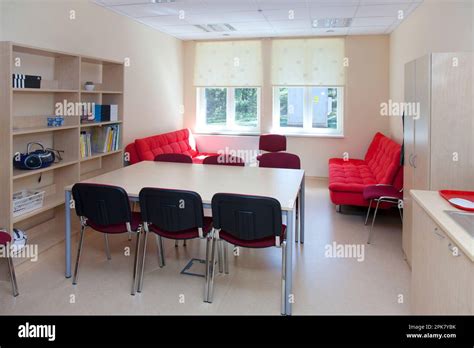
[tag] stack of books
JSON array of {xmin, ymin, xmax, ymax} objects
[
  {"xmin": 80, "ymin": 131, "xmax": 92, "ymax": 158},
  {"xmin": 12, "ymin": 74, "xmax": 41, "ymax": 88},
  {"xmin": 92, "ymin": 125, "xmax": 121, "ymax": 154}
]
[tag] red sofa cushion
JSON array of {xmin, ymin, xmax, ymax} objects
[
  {"xmin": 328, "ymin": 132, "xmax": 401, "ymax": 206},
  {"xmin": 135, "ymin": 129, "xmax": 199, "ymax": 161}
]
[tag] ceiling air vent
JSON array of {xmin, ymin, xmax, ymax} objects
[
  {"xmin": 194, "ymin": 23, "xmax": 237, "ymax": 33},
  {"xmin": 312, "ymin": 18, "xmax": 352, "ymax": 29}
]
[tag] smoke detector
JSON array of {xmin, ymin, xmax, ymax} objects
[{"xmin": 312, "ymin": 18, "xmax": 352, "ymax": 28}]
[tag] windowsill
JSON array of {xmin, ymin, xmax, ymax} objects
[{"xmin": 194, "ymin": 131, "xmax": 345, "ymax": 138}]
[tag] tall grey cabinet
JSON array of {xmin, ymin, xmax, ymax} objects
[{"xmin": 403, "ymin": 52, "xmax": 473, "ymax": 266}]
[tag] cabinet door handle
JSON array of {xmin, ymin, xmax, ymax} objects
[
  {"xmin": 433, "ymin": 228, "xmax": 445, "ymax": 239},
  {"xmin": 412, "ymin": 154, "xmax": 417, "ymax": 168},
  {"xmin": 408, "ymin": 154, "xmax": 413, "ymax": 167},
  {"xmin": 448, "ymin": 243, "xmax": 460, "ymax": 257}
]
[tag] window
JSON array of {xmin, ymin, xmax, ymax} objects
[
  {"xmin": 197, "ymin": 87, "xmax": 260, "ymax": 132},
  {"xmin": 274, "ymin": 86, "xmax": 343, "ymax": 135}
]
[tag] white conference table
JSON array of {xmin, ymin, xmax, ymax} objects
[{"xmin": 64, "ymin": 161, "xmax": 305, "ymax": 315}]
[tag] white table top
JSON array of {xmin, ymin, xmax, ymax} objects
[{"xmin": 67, "ymin": 161, "xmax": 304, "ymax": 211}]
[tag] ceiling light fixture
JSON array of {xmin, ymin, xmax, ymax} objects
[
  {"xmin": 312, "ymin": 18, "xmax": 352, "ymax": 29},
  {"xmin": 194, "ymin": 23, "xmax": 237, "ymax": 33}
]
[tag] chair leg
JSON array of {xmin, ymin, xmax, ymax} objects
[
  {"xmin": 204, "ymin": 232, "xmax": 212, "ymax": 302},
  {"xmin": 281, "ymin": 241, "xmax": 286, "ymax": 315},
  {"xmin": 207, "ymin": 234, "xmax": 218, "ymax": 303},
  {"xmin": 72, "ymin": 225, "xmax": 86, "ymax": 285},
  {"xmin": 175, "ymin": 240, "xmax": 178, "ymax": 248},
  {"xmin": 131, "ymin": 229, "xmax": 142, "ymax": 296},
  {"xmin": 155, "ymin": 235, "xmax": 165, "ymax": 267},
  {"xmin": 398, "ymin": 203, "xmax": 403, "ymax": 223},
  {"xmin": 336, "ymin": 205, "xmax": 341, "ymax": 213},
  {"xmin": 7, "ymin": 256, "xmax": 19, "ymax": 297},
  {"xmin": 217, "ymin": 239, "xmax": 223, "ymax": 274},
  {"xmin": 367, "ymin": 200, "xmax": 381, "ymax": 244},
  {"xmin": 183, "ymin": 240, "xmax": 187, "ymax": 247},
  {"xmin": 104, "ymin": 234, "xmax": 111, "ymax": 260},
  {"xmin": 137, "ymin": 228, "xmax": 148, "ymax": 293},
  {"xmin": 223, "ymin": 241, "xmax": 229, "ymax": 274},
  {"xmin": 364, "ymin": 200, "xmax": 372, "ymax": 225}
]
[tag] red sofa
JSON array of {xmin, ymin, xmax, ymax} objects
[
  {"xmin": 328, "ymin": 132, "xmax": 402, "ymax": 207},
  {"xmin": 125, "ymin": 128, "xmax": 216, "ymax": 165}
]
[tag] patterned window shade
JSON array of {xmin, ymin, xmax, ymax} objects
[
  {"xmin": 194, "ymin": 40, "xmax": 263, "ymax": 87},
  {"xmin": 271, "ymin": 38, "xmax": 345, "ymax": 86}
]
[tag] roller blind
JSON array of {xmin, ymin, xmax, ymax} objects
[
  {"xmin": 271, "ymin": 38, "xmax": 345, "ymax": 86},
  {"xmin": 194, "ymin": 40, "xmax": 262, "ymax": 87}
]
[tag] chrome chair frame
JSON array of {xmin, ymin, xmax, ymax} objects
[
  {"xmin": 1, "ymin": 243, "xmax": 19, "ymax": 297},
  {"xmin": 365, "ymin": 186, "xmax": 403, "ymax": 244},
  {"xmin": 204, "ymin": 228, "xmax": 287, "ymax": 315},
  {"xmin": 72, "ymin": 217, "xmax": 143, "ymax": 296}
]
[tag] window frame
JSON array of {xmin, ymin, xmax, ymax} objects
[
  {"xmin": 272, "ymin": 86, "xmax": 344, "ymax": 136},
  {"xmin": 197, "ymin": 87, "xmax": 261, "ymax": 134}
]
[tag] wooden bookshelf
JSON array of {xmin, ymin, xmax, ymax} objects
[{"xmin": 0, "ymin": 41, "xmax": 125, "ymax": 265}]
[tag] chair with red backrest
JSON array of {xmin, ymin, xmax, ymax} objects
[
  {"xmin": 258, "ymin": 152, "xmax": 301, "ymax": 169},
  {"xmin": 202, "ymin": 154, "xmax": 245, "ymax": 167},
  {"xmin": 155, "ymin": 153, "xmax": 193, "ymax": 164},
  {"xmin": 257, "ymin": 134, "xmax": 287, "ymax": 161},
  {"xmin": 363, "ymin": 166, "xmax": 403, "ymax": 244},
  {"xmin": 259, "ymin": 134, "xmax": 286, "ymax": 153},
  {"xmin": 138, "ymin": 188, "xmax": 213, "ymax": 297},
  {"xmin": 71, "ymin": 183, "xmax": 143, "ymax": 295},
  {"xmin": 207, "ymin": 193, "xmax": 287, "ymax": 314},
  {"xmin": 0, "ymin": 231, "xmax": 19, "ymax": 297}
]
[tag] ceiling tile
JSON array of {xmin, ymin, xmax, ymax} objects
[
  {"xmin": 203, "ymin": 0, "xmax": 259, "ymax": 11},
  {"xmin": 138, "ymin": 15, "xmax": 188, "ymax": 26},
  {"xmin": 309, "ymin": 5, "xmax": 358, "ymax": 19},
  {"xmin": 230, "ymin": 21, "xmax": 274, "ymax": 31},
  {"xmin": 348, "ymin": 26, "xmax": 389, "ymax": 35},
  {"xmin": 112, "ymin": 4, "xmax": 176, "ymax": 17},
  {"xmin": 255, "ymin": 0, "xmax": 308, "ymax": 10},
  {"xmin": 185, "ymin": 11, "xmax": 267, "ymax": 24},
  {"xmin": 262, "ymin": 9, "xmax": 311, "ymax": 21},
  {"xmin": 352, "ymin": 17, "xmax": 396, "ymax": 27},
  {"xmin": 355, "ymin": 3, "xmax": 412, "ymax": 17},
  {"xmin": 269, "ymin": 20, "xmax": 311, "ymax": 30}
]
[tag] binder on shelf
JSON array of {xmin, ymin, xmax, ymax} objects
[
  {"xmin": 110, "ymin": 104, "xmax": 118, "ymax": 121},
  {"xmin": 101, "ymin": 105, "xmax": 111, "ymax": 122},
  {"xmin": 91, "ymin": 125, "xmax": 121, "ymax": 154},
  {"xmin": 12, "ymin": 74, "xmax": 41, "ymax": 88}
]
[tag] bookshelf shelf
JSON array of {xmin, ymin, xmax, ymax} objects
[
  {"xmin": 2, "ymin": 41, "xmax": 125, "ymax": 263},
  {"xmin": 81, "ymin": 90, "xmax": 123, "ymax": 94},
  {"xmin": 80, "ymin": 120, "xmax": 122, "ymax": 128},
  {"xmin": 13, "ymin": 88, "xmax": 79, "ymax": 93},
  {"xmin": 13, "ymin": 125, "xmax": 79, "ymax": 135},
  {"xmin": 80, "ymin": 149, "xmax": 122, "ymax": 162},
  {"xmin": 12, "ymin": 160, "xmax": 79, "ymax": 180}
]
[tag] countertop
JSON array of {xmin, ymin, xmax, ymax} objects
[{"xmin": 411, "ymin": 190, "xmax": 474, "ymax": 262}]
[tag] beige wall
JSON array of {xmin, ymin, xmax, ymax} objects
[
  {"xmin": 184, "ymin": 35, "xmax": 391, "ymax": 177},
  {"xmin": 0, "ymin": 0, "xmax": 184, "ymax": 145},
  {"xmin": 389, "ymin": 0, "xmax": 473, "ymax": 143}
]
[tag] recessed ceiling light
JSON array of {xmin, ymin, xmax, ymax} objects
[
  {"xmin": 194, "ymin": 23, "xmax": 237, "ymax": 33},
  {"xmin": 312, "ymin": 18, "xmax": 352, "ymax": 28}
]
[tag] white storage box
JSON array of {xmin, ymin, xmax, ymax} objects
[{"xmin": 12, "ymin": 190, "xmax": 45, "ymax": 217}]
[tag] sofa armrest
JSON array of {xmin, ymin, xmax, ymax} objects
[{"xmin": 124, "ymin": 143, "xmax": 140, "ymax": 165}]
